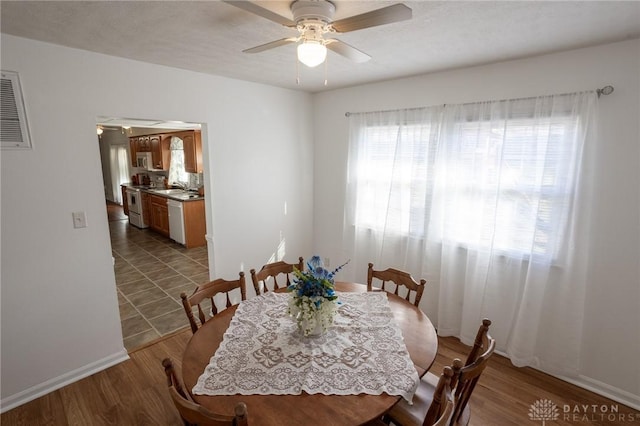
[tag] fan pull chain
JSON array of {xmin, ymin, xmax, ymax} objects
[
  {"xmin": 296, "ymin": 55, "xmax": 300, "ymax": 85},
  {"xmin": 324, "ymin": 54, "xmax": 328, "ymax": 86}
]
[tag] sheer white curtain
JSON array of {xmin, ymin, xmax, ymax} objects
[
  {"xmin": 343, "ymin": 107, "xmax": 443, "ymax": 277},
  {"xmin": 343, "ymin": 92, "xmax": 597, "ymax": 376},
  {"xmin": 109, "ymin": 144, "xmax": 129, "ymax": 204}
]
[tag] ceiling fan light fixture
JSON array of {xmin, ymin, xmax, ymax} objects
[{"xmin": 297, "ymin": 40, "xmax": 327, "ymax": 67}]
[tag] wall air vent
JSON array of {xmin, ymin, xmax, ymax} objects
[{"xmin": 1, "ymin": 70, "xmax": 32, "ymax": 150}]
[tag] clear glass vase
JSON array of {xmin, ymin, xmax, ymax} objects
[{"xmin": 296, "ymin": 312, "xmax": 324, "ymax": 336}]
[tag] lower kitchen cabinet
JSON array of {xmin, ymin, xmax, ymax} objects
[
  {"xmin": 149, "ymin": 195, "xmax": 170, "ymax": 237},
  {"xmin": 137, "ymin": 191, "xmax": 206, "ymax": 247},
  {"xmin": 121, "ymin": 185, "xmax": 129, "ymax": 215},
  {"xmin": 141, "ymin": 192, "xmax": 151, "ymax": 224},
  {"xmin": 183, "ymin": 200, "xmax": 206, "ymax": 248}
]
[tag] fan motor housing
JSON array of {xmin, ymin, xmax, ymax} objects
[{"xmin": 291, "ymin": 0, "xmax": 336, "ymax": 24}]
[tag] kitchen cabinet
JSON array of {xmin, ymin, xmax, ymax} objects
[
  {"xmin": 149, "ymin": 195, "xmax": 170, "ymax": 237},
  {"xmin": 130, "ymin": 136, "xmax": 151, "ymax": 168},
  {"xmin": 183, "ymin": 199, "xmax": 206, "ymax": 248},
  {"xmin": 150, "ymin": 134, "xmax": 170, "ymax": 170},
  {"xmin": 141, "ymin": 191, "xmax": 151, "ymax": 224},
  {"xmin": 129, "ymin": 130, "xmax": 201, "ymax": 171},
  {"xmin": 129, "ymin": 137, "xmax": 138, "ymax": 167},
  {"xmin": 137, "ymin": 136, "xmax": 151, "ymax": 152},
  {"xmin": 121, "ymin": 185, "xmax": 129, "ymax": 215},
  {"xmin": 180, "ymin": 130, "xmax": 203, "ymax": 173}
]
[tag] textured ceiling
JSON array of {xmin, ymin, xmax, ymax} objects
[{"xmin": 1, "ymin": 1, "xmax": 639, "ymax": 93}]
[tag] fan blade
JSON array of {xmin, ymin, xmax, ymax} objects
[
  {"xmin": 331, "ymin": 3, "xmax": 412, "ymax": 33},
  {"xmin": 223, "ymin": 1, "xmax": 296, "ymax": 27},
  {"xmin": 243, "ymin": 38, "xmax": 298, "ymax": 54},
  {"xmin": 326, "ymin": 40, "xmax": 371, "ymax": 63}
]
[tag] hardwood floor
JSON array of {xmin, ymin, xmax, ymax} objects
[
  {"xmin": 428, "ymin": 338, "xmax": 640, "ymax": 426},
  {"xmin": 106, "ymin": 201, "xmax": 128, "ymax": 222},
  {"xmin": 1, "ymin": 330, "xmax": 191, "ymax": 426},
  {"xmin": 2, "ymin": 334, "xmax": 638, "ymax": 425}
]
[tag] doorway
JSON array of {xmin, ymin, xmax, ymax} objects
[{"xmin": 96, "ymin": 117, "xmax": 211, "ymax": 351}]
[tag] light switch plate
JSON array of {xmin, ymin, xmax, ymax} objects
[{"xmin": 72, "ymin": 211, "xmax": 87, "ymax": 228}]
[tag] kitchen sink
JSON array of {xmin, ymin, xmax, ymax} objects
[{"xmin": 150, "ymin": 189, "xmax": 186, "ymax": 195}]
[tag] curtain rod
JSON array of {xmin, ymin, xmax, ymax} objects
[{"xmin": 344, "ymin": 85, "xmax": 614, "ymax": 117}]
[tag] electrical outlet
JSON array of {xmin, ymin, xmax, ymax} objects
[
  {"xmin": 324, "ymin": 257, "xmax": 330, "ymax": 268},
  {"xmin": 72, "ymin": 211, "xmax": 87, "ymax": 228}
]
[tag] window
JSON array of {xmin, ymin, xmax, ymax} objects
[
  {"xmin": 345, "ymin": 92, "xmax": 596, "ymax": 376},
  {"xmin": 438, "ymin": 116, "xmax": 580, "ymax": 258},
  {"xmin": 353, "ymin": 123, "xmax": 435, "ymax": 237},
  {"xmin": 349, "ymin": 99, "xmax": 586, "ymax": 260},
  {"xmin": 168, "ymin": 136, "xmax": 189, "ymax": 185}
]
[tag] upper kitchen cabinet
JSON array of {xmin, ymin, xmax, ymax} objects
[
  {"xmin": 129, "ymin": 137, "xmax": 138, "ymax": 167},
  {"xmin": 137, "ymin": 136, "xmax": 151, "ymax": 152},
  {"xmin": 129, "ymin": 135, "xmax": 151, "ymax": 167},
  {"xmin": 151, "ymin": 134, "xmax": 170, "ymax": 170},
  {"xmin": 180, "ymin": 130, "xmax": 203, "ymax": 173}
]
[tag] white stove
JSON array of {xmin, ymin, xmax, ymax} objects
[{"xmin": 125, "ymin": 187, "xmax": 148, "ymax": 228}]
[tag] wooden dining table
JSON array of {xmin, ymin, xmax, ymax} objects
[{"xmin": 181, "ymin": 281, "xmax": 438, "ymax": 426}]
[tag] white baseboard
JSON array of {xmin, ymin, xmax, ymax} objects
[
  {"xmin": 493, "ymin": 348, "xmax": 640, "ymax": 412},
  {"xmin": 0, "ymin": 349, "xmax": 129, "ymax": 413},
  {"xmin": 557, "ymin": 374, "xmax": 640, "ymax": 412}
]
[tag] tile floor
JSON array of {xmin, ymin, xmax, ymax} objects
[{"xmin": 109, "ymin": 206, "xmax": 209, "ymax": 351}]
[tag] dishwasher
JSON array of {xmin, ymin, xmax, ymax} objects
[{"xmin": 167, "ymin": 200, "xmax": 186, "ymax": 245}]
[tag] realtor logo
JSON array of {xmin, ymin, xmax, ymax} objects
[
  {"xmin": 528, "ymin": 399, "xmax": 640, "ymax": 423},
  {"xmin": 529, "ymin": 399, "xmax": 560, "ymax": 425}
]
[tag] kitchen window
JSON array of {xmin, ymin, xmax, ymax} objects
[{"xmin": 168, "ymin": 136, "xmax": 189, "ymax": 185}]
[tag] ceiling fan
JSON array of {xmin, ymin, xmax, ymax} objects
[{"xmin": 224, "ymin": 0, "xmax": 412, "ymax": 67}]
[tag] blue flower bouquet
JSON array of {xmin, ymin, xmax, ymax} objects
[{"xmin": 287, "ymin": 256, "xmax": 348, "ymax": 336}]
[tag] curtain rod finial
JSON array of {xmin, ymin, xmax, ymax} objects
[{"xmin": 597, "ymin": 85, "xmax": 614, "ymax": 97}]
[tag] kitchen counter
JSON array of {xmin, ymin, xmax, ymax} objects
[
  {"xmin": 146, "ymin": 188, "xmax": 203, "ymax": 201},
  {"xmin": 123, "ymin": 184, "xmax": 204, "ymax": 202},
  {"xmin": 122, "ymin": 183, "xmax": 206, "ymax": 248}
]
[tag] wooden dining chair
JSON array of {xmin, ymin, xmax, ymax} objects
[
  {"xmin": 181, "ymin": 272, "xmax": 247, "ymax": 334},
  {"xmin": 250, "ymin": 257, "xmax": 303, "ymax": 295},
  {"xmin": 162, "ymin": 358, "xmax": 249, "ymax": 426},
  {"xmin": 386, "ymin": 319, "xmax": 495, "ymax": 426},
  {"xmin": 423, "ymin": 366, "xmax": 455, "ymax": 426},
  {"xmin": 367, "ymin": 263, "xmax": 426, "ymax": 307},
  {"xmin": 372, "ymin": 366, "xmax": 455, "ymax": 426},
  {"xmin": 448, "ymin": 331, "xmax": 495, "ymax": 425}
]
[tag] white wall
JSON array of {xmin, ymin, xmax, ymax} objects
[
  {"xmin": 0, "ymin": 34, "xmax": 313, "ymax": 410},
  {"xmin": 1, "ymin": 31, "xmax": 637, "ymax": 412},
  {"xmin": 313, "ymin": 39, "xmax": 640, "ymax": 407}
]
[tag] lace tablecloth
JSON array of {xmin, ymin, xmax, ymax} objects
[{"xmin": 192, "ymin": 291, "xmax": 419, "ymax": 402}]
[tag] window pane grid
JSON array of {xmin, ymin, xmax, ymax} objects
[
  {"xmin": 354, "ymin": 124, "xmax": 433, "ymax": 237},
  {"xmin": 352, "ymin": 113, "xmax": 580, "ymax": 258}
]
